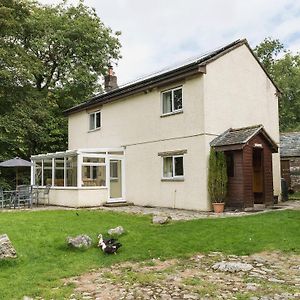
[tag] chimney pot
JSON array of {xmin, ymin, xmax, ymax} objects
[
  {"xmin": 104, "ymin": 65, "xmax": 118, "ymax": 92},
  {"xmin": 108, "ymin": 65, "xmax": 114, "ymax": 76}
]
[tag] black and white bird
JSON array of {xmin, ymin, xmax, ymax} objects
[{"xmin": 97, "ymin": 234, "xmax": 122, "ymax": 254}]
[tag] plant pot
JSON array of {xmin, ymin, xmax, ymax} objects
[{"xmin": 212, "ymin": 202, "xmax": 225, "ymax": 213}]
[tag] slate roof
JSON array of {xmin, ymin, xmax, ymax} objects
[
  {"xmin": 64, "ymin": 38, "xmax": 279, "ymax": 116},
  {"xmin": 280, "ymin": 132, "xmax": 300, "ymax": 157},
  {"xmin": 210, "ymin": 125, "xmax": 278, "ymax": 152},
  {"xmin": 210, "ymin": 125, "xmax": 263, "ymax": 147}
]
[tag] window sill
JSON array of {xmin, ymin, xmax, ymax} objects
[
  {"xmin": 88, "ymin": 127, "xmax": 101, "ymax": 133},
  {"xmin": 161, "ymin": 177, "xmax": 184, "ymax": 182},
  {"xmin": 160, "ymin": 110, "xmax": 183, "ymax": 118}
]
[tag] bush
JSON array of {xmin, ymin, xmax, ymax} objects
[{"xmin": 208, "ymin": 148, "xmax": 228, "ymax": 203}]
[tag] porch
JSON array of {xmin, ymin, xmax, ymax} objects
[
  {"xmin": 31, "ymin": 148, "xmax": 125, "ymax": 207},
  {"xmin": 211, "ymin": 125, "xmax": 278, "ymax": 210}
]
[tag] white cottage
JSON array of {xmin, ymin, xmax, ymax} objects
[{"xmin": 31, "ymin": 39, "xmax": 281, "ymax": 210}]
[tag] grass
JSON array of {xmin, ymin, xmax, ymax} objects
[
  {"xmin": 0, "ymin": 209, "xmax": 299, "ymax": 299},
  {"xmin": 289, "ymin": 191, "xmax": 300, "ymax": 200}
]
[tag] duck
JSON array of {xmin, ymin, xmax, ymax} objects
[{"xmin": 97, "ymin": 234, "xmax": 122, "ymax": 254}]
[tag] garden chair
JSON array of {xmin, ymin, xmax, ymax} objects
[
  {"xmin": 0, "ymin": 187, "xmax": 10, "ymax": 208},
  {"xmin": 30, "ymin": 186, "xmax": 40, "ymax": 206},
  {"xmin": 15, "ymin": 185, "xmax": 32, "ymax": 208},
  {"xmin": 38, "ymin": 185, "xmax": 51, "ymax": 206}
]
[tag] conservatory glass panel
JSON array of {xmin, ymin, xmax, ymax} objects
[
  {"xmin": 83, "ymin": 157, "xmax": 105, "ymax": 164},
  {"xmin": 82, "ymin": 165, "xmax": 106, "ymax": 187},
  {"xmin": 43, "ymin": 159, "xmax": 52, "ymax": 186},
  {"xmin": 54, "ymin": 158, "xmax": 64, "ymax": 186},
  {"xmin": 34, "ymin": 161, "xmax": 42, "ymax": 186},
  {"xmin": 66, "ymin": 156, "xmax": 77, "ymax": 187}
]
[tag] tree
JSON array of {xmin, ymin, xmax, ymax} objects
[
  {"xmin": 0, "ymin": 0, "xmax": 121, "ymax": 187},
  {"xmin": 254, "ymin": 37, "xmax": 300, "ymax": 131},
  {"xmin": 0, "ymin": 0, "xmax": 121, "ymax": 153},
  {"xmin": 208, "ymin": 149, "xmax": 228, "ymax": 203}
]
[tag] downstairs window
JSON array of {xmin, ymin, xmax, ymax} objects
[{"xmin": 163, "ymin": 155, "xmax": 184, "ymax": 179}]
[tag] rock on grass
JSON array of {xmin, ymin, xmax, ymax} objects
[
  {"xmin": 67, "ymin": 235, "xmax": 92, "ymax": 249},
  {"xmin": 0, "ymin": 234, "xmax": 17, "ymax": 259}
]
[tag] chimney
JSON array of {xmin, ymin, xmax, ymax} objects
[{"xmin": 104, "ymin": 65, "xmax": 118, "ymax": 92}]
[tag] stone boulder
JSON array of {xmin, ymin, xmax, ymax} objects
[
  {"xmin": 66, "ymin": 234, "xmax": 92, "ymax": 249},
  {"xmin": 212, "ymin": 261, "xmax": 253, "ymax": 272},
  {"xmin": 152, "ymin": 215, "xmax": 172, "ymax": 224},
  {"xmin": 108, "ymin": 226, "xmax": 124, "ymax": 236},
  {"xmin": 0, "ymin": 234, "xmax": 17, "ymax": 259}
]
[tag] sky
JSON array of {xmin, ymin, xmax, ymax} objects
[{"xmin": 39, "ymin": 0, "xmax": 300, "ymax": 85}]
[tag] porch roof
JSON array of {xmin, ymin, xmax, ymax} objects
[{"xmin": 210, "ymin": 125, "xmax": 278, "ymax": 152}]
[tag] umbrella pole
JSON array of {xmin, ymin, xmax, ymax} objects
[{"xmin": 16, "ymin": 168, "xmax": 18, "ymax": 188}]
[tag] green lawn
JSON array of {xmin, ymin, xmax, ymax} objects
[
  {"xmin": 0, "ymin": 209, "xmax": 299, "ymax": 299},
  {"xmin": 289, "ymin": 191, "xmax": 300, "ymax": 200}
]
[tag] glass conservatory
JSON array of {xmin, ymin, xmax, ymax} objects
[{"xmin": 31, "ymin": 148, "xmax": 125, "ymax": 207}]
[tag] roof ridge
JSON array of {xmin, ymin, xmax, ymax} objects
[
  {"xmin": 116, "ymin": 39, "xmax": 244, "ymax": 88},
  {"xmin": 231, "ymin": 124, "xmax": 263, "ymax": 132},
  {"xmin": 280, "ymin": 131, "xmax": 300, "ymax": 135},
  {"xmin": 64, "ymin": 38, "xmax": 251, "ymax": 115}
]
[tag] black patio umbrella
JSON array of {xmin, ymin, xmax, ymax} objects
[{"xmin": 0, "ymin": 157, "xmax": 33, "ymax": 187}]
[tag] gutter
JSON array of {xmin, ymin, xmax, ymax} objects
[{"xmin": 64, "ymin": 64, "xmax": 206, "ymax": 116}]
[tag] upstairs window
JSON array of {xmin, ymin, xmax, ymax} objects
[
  {"xmin": 89, "ymin": 111, "xmax": 101, "ymax": 131},
  {"xmin": 161, "ymin": 87, "xmax": 182, "ymax": 115},
  {"xmin": 163, "ymin": 155, "xmax": 184, "ymax": 179}
]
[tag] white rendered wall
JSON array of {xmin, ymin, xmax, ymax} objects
[
  {"xmin": 68, "ymin": 76, "xmax": 208, "ymax": 210},
  {"xmin": 68, "ymin": 76, "xmax": 204, "ymax": 149},
  {"xmin": 48, "ymin": 188, "xmax": 108, "ymax": 207},
  {"xmin": 125, "ymin": 135, "xmax": 209, "ymax": 211},
  {"xmin": 203, "ymin": 44, "xmax": 280, "ymax": 196}
]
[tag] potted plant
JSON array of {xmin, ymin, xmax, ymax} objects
[{"xmin": 208, "ymin": 148, "xmax": 228, "ymax": 213}]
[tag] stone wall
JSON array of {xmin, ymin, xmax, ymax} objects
[{"xmin": 290, "ymin": 158, "xmax": 300, "ymax": 191}]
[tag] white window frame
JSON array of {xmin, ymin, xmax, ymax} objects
[
  {"xmin": 161, "ymin": 86, "xmax": 183, "ymax": 116},
  {"xmin": 89, "ymin": 111, "xmax": 101, "ymax": 131},
  {"xmin": 162, "ymin": 155, "xmax": 184, "ymax": 179},
  {"xmin": 81, "ymin": 155, "xmax": 107, "ymax": 187}
]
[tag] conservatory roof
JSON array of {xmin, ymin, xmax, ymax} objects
[{"xmin": 31, "ymin": 148, "xmax": 124, "ymax": 160}]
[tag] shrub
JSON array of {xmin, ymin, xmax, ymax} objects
[{"xmin": 208, "ymin": 148, "xmax": 228, "ymax": 203}]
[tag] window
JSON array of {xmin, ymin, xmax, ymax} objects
[
  {"xmin": 110, "ymin": 160, "xmax": 118, "ymax": 180},
  {"xmin": 161, "ymin": 87, "xmax": 182, "ymax": 115},
  {"xmin": 81, "ymin": 155, "xmax": 106, "ymax": 187},
  {"xmin": 163, "ymin": 155, "xmax": 184, "ymax": 178},
  {"xmin": 89, "ymin": 111, "xmax": 101, "ymax": 131}
]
